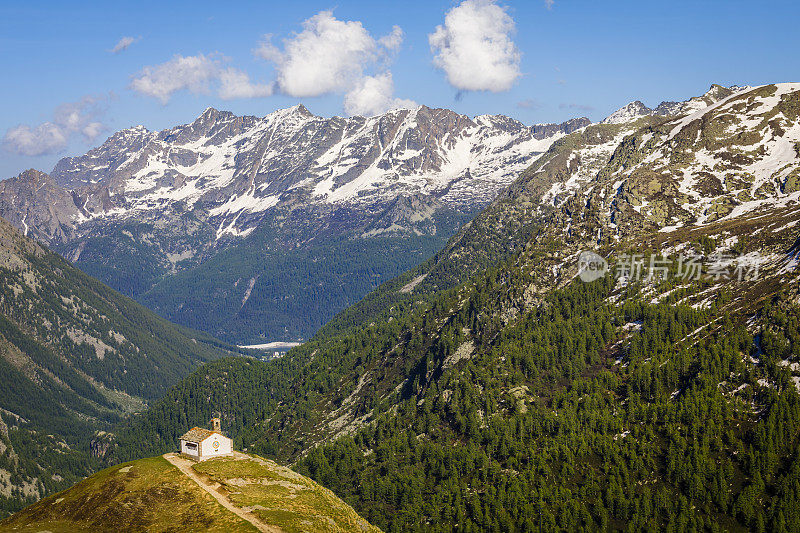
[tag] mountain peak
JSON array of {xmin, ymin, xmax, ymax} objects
[
  {"xmin": 287, "ymin": 103, "xmax": 314, "ymax": 117},
  {"xmin": 111, "ymin": 124, "xmax": 150, "ymax": 139},
  {"xmin": 17, "ymin": 168, "xmax": 51, "ymax": 182},
  {"xmin": 262, "ymin": 104, "xmax": 316, "ymax": 122},
  {"xmin": 701, "ymin": 83, "xmax": 735, "ymax": 102},
  {"xmin": 195, "ymin": 106, "xmax": 235, "ymax": 124},
  {"xmin": 602, "ymin": 100, "xmax": 653, "ymax": 124},
  {"xmin": 293, "ymin": 103, "xmax": 311, "ymax": 114}
]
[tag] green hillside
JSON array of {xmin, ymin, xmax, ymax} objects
[
  {"xmin": 0, "ymin": 216, "xmax": 239, "ymax": 516},
  {"xmin": 0, "ymin": 452, "xmax": 380, "ymax": 533}
]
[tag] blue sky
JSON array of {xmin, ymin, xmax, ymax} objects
[{"xmin": 1, "ymin": 0, "xmax": 798, "ymax": 178}]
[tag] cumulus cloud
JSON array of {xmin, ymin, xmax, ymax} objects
[
  {"xmin": 217, "ymin": 67, "xmax": 273, "ymax": 100},
  {"xmin": 110, "ymin": 36, "xmax": 141, "ymax": 54},
  {"xmin": 255, "ymin": 11, "xmax": 379, "ymax": 97},
  {"xmin": 344, "ymin": 73, "xmax": 417, "ymax": 116},
  {"xmin": 131, "ymin": 54, "xmax": 272, "ymax": 103},
  {"xmin": 255, "ymin": 11, "xmax": 409, "ymax": 115},
  {"xmin": 131, "ymin": 54, "xmax": 219, "ymax": 103},
  {"xmin": 2, "ymin": 96, "xmax": 109, "ymax": 156},
  {"xmin": 378, "ymin": 25, "xmax": 405, "ymax": 53},
  {"xmin": 429, "ymin": 0, "xmax": 521, "ymax": 92}
]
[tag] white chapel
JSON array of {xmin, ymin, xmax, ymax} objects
[{"xmin": 179, "ymin": 417, "xmax": 233, "ymax": 461}]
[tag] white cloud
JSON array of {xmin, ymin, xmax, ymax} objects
[
  {"xmin": 3, "ymin": 123, "xmax": 68, "ymax": 156},
  {"xmin": 255, "ymin": 11, "xmax": 380, "ymax": 98},
  {"xmin": 130, "ymin": 54, "xmax": 271, "ymax": 103},
  {"xmin": 218, "ymin": 67, "xmax": 274, "ymax": 100},
  {"xmin": 544, "ymin": 0, "xmax": 555, "ymax": 9},
  {"xmin": 2, "ymin": 96, "xmax": 108, "ymax": 156},
  {"xmin": 111, "ymin": 36, "xmax": 141, "ymax": 54},
  {"xmin": 344, "ymin": 73, "xmax": 417, "ymax": 116},
  {"xmin": 131, "ymin": 54, "xmax": 219, "ymax": 103},
  {"xmin": 378, "ymin": 25, "xmax": 404, "ymax": 53},
  {"xmin": 429, "ymin": 0, "xmax": 521, "ymax": 92},
  {"xmin": 81, "ymin": 121, "xmax": 106, "ymax": 139},
  {"xmin": 255, "ymin": 11, "xmax": 409, "ymax": 115}
]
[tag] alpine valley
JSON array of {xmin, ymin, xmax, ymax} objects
[
  {"xmin": 0, "ymin": 215, "xmax": 240, "ymax": 516},
  {"xmin": 5, "ymin": 82, "xmax": 800, "ymax": 531}
]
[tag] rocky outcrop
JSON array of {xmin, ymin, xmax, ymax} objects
[
  {"xmin": 89, "ymin": 431, "xmax": 116, "ymax": 460},
  {"xmin": 0, "ymin": 169, "xmax": 80, "ymax": 244}
]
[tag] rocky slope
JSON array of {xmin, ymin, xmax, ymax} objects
[
  {"xmin": 0, "ymin": 215, "xmax": 236, "ymax": 516},
  {"xmin": 414, "ymin": 83, "xmax": 797, "ymax": 292},
  {"xmin": 1, "ymin": 452, "xmax": 379, "ymax": 532},
  {"xmin": 0, "ymin": 106, "xmax": 589, "ymax": 344},
  {"xmin": 106, "ymin": 84, "xmax": 800, "ymax": 531}
]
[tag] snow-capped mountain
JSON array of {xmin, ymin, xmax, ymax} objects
[
  {"xmin": 5, "ymin": 84, "xmax": 790, "ymax": 345},
  {"xmin": 601, "ymin": 84, "xmax": 750, "ymax": 124},
  {"xmin": 426, "ymin": 83, "xmax": 800, "ymax": 292},
  {"xmin": 601, "ymin": 100, "xmax": 654, "ymax": 124},
  {"xmin": 23, "ymin": 105, "xmax": 585, "ymax": 241},
  {"xmin": 0, "ymin": 104, "xmax": 588, "ymax": 343},
  {"xmin": 535, "ymin": 83, "xmax": 800, "ymax": 238},
  {"xmin": 598, "ymin": 83, "xmax": 800, "ymax": 233}
]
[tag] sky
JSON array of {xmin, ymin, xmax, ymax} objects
[{"xmin": 1, "ymin": 0, "xmax": 799, "ymax": 178}]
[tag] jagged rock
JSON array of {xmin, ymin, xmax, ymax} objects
[
  {"xmin": 0, "ymin": 169, "xmax": 80, "ymax": 243},
  {"xmin": 89, "ymin": 431, "xmax": 116, "ymax": 460}
]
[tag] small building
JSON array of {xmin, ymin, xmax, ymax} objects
[{"xmin": 179, "ymin": 417, "xmax": 233, "ymax": 461}]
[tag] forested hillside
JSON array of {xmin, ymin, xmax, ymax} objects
[
  {"xmin": 0, "ymin": 216, "xmax": 236, "ymax": 516},
  {"xmin": 112, "ymin": 226, "xmax": 800, "ymax": 531},
  {"xmin": 137, "ymin": 207, "xmax": 472, "ymax": 343},
  {"xmin": 107, "ymin": 84, "xmax": 800, "ymax": 531}
]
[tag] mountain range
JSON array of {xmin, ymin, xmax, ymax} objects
[{"xmin": 0, "ymin": 105, "xmax": 588, "ymax": 344}]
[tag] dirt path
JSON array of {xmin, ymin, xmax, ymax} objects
[{"xmin": 163, "ymin": 453, "xmax": 281, "ymax": 533}]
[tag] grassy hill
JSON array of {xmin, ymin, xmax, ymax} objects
[{"xmin": 0, "ymin": 452, "xmax": 379, "ymax": 533}]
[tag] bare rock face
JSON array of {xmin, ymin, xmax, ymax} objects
[
  {"xmin": 89, "ymin": 431, "xmax": 116, "ymax": 460},
  {"xmin": 0, "ymin": 169, "xmax": 81, "ymax": 244}
]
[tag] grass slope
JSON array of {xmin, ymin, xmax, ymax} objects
[
  {"xmin": 192, "ymin": 453, "xmax": 380, "ymax": 532},
  {"xmin": 0, "ymin": 456, "xmax": 256, "ymax": 532},
  {"xmin": 1, "ymin": 453, "xmax": 380, "ymax": 533}
]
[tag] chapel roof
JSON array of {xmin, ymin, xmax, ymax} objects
[{"xmin": 179, "ymin": 427, "xmax": 217, "ymax": 442}]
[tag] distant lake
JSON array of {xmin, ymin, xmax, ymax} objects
[{"xmin": 238, "ymin": 341, "xmax": 302, "ymax": 351}]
